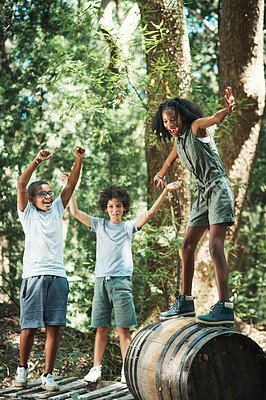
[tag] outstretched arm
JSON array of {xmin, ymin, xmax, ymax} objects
[
  {"xmin": 192, "ymin": 86, "xmax": 235, "ymax": 135},
  {"xmin": 154, "ymin": 144, "xmax": 179, "ymax": 189},
  {"xmin": 60, "ymin": 172, "xmax": 91, "ymax": 227},
  {"xmin": 60, "ymin": 146, "xmax": 85, "ymax": 209},
  {"xmin": 137, "ymin": 181, "xmax": 180, "ymax": 229},
  {"xmin": 17, "ymin": 150, "xmax": 52, "ymax": 211}
]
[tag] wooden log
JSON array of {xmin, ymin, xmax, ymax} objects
[
  {"xmin": 34, "ymin": 379, "xmax": 87, "ymax": 399},
  {"xmin": 77, "ymin": 382, "xmax": 128, "ymax": 399},
  {"xmin": 124, "ymin": 317, "xmax": 266, "ymax": 400},
  {"xmin": 48, "ymin": 388, "xmax": 88, "ymax": 400}
]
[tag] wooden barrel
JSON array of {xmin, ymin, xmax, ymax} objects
[{"xmin": 124, "ymin": 317, "xmax": 266, "ymax": 400}]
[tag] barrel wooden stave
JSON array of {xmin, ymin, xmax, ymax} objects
[
  {"xmin": 125, "ymin": 317, "xmax": 266, "ymax": 400},
  {"xmin": 126, "ymin": 317, "xmax": 197, "ymax": 400},
  {"xmin": 157, "ymin": 321, "xmax": 201, "ymax": 400},
  {"xmin": 125, "ymin": 322, "xmax": 162, "ymax": 400},
  {"xmin": 182, "ymin": 333, "xmax": 266, "ymax": 400}
]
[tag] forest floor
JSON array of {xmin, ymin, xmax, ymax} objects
[{"xmin": 0, "ymin": 303, "xmax": 265, "ymax": 389}]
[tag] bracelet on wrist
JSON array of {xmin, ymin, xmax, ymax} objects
[
  {"xmin": 156, "ymin": 173, "xmax": 167, "ymax": 182},
  {"xmin": 35, "ymin": 158, "xmax": 40, "ymax": 165}
]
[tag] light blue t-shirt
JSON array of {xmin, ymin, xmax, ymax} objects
[
  {"xmin": 90, "ymin": 216, "xmax": 139, "ymax": 277},
  {"xmin": 18, "ymin": 196, "xmax": 66, "ymax": 279}
]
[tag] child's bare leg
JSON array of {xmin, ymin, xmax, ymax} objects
[
  {"xmin": 116, "ymin": 327, "xmax": 131, "ymax": 366},
  {"xmin": 94, "ymin": 326, "xmax": 110, "ymax": 366},
  {"xmin": 182, "ymin": 226, "xmax": 206, "ymax": 294},
  {"xmin": 20, "ymin": 328, "xmax": 37, "ymax": 366},
  {"xmin": 209, "ymin": 223, "xmax": 229, "ymax": 301},
  {"xmin": 44, "ymin": 325, "xmax": 61, "ymax": 374}
]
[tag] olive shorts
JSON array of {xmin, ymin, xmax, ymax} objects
[
  {"xmin": 91, "ymin": 276, "xmax": 138, "ymax": 328},
  {"xmin": 20, "ymin": 275, "xmax": 69, "ymax": 330},
  {"xmin": 189, "ymin": 176, "xmax": 235, "ymax": 227}
]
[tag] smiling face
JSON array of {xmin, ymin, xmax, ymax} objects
[
  {"xmin": 30, "ymin": 184, "xmax": 54, "ymax": 211},
  {"xmin": 162, "ymin": 108, "xmax": 185, "ymax": 137},
  {"xmin": 105, "ymin": 198, "xmax": 126, "ymax": 223}
]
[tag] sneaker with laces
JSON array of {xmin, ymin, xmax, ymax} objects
[
  {"xmin": 160, "ymin": 295, "xmax": 196, "ymax": 320},
  {"xmin": 121, "ymin": 368, "xmax": 126, "ymax": 384},
  {"xmin": 196, "ymin": 301, "xmax": 234, "ymax": 327},
  {"xmin": 41, "ymin": 374, "xmax": 60, "ymax": 392},
  {"xmin": 83, "ymin": 365, "xmax": 102, "ymax": 383},
  {"xmin": 14, "ymin": 366, "xmax": 28, "ymax": 387}
]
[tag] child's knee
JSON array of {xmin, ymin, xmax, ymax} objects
[
  {"xmin": 97, "ymin": 326, "xmax": 110, "ymax": 336},
  {"xmin": 182, "ymin": 238, "xmax": 195, "ymax": 256},
  {"xmin": 21, "ymin": 328, "xmax": 37, "ymax": 337},
  {"xmin": 209, "ymin": 241, "xmax": 224, "ymax": 258}
]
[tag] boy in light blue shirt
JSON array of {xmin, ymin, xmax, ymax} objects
[
  {"xmin": 90, "ymin": 216, "xmax": 138, "ymax": 278},
  {"xmin": 61, "ymin": 173, "xmax": 179, "ymax": 383},
  {"xmin": 15, "ymin": 146, "xmax": 85, "ymax": 392}
]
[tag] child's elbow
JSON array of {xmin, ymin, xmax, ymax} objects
[{"xmin": 17, "ymin": 179, "xmax": 24, "ymax": 189}]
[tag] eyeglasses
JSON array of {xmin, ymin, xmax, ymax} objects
[{"xmin": 34, "ymin": 191, "xmax": 54, "ymax": 198}]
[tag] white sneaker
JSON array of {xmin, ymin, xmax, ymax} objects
[
  {"xmin": 121, "ymin": 368, "xmax": 126, "ymax": 384},
  {"xmin": 14, "ymin": 366, "xmax": 29, "ymax": 387},
  {"xmin": 41, "ymin": 374, "xmax": 60, "ymax": 392},
  {"xmin": 83, "ymin": 365, "xmax": 102, "ymax": 383}
]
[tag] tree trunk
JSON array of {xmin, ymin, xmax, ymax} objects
[
  {"xmin": 137, "ymin": 0, "xmax": 191, "ymax": 307},
  {"xmin": 218, "ymin": 0, "xmax": 265, "ymax": 264}
]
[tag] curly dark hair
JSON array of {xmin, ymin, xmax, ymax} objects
[
  {"xmin": 151, "ymin": 97, "xmax": 205, "ymax": 142},
  {"xmin": 98, "ymin": 184, "xmax": 131, "ymax": 214},
  {"xmin": 28, "ymin": 181, "xmax": 50, "ymax": 198}
]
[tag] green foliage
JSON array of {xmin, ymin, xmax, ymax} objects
[
  {"xmin": 185, "ymin": 0, "xmax": 219, "ymax": 101},
  {"xmin": 229, "ymin": 267, "xmax": 265, "ymax": 325},
  {"xmin": 0, "ymin": 349, "xmax": 7, "ymax": 381}
]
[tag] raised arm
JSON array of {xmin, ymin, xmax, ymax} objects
[
  {"xmin": 137, "ymin": 181, "xmax": 180, "ymax": 229},
  {"xmin": 192, "ymin": 86, "xmax": 235, "ymax": 135},
  {"xmin": 60, "ymin": 146, "xmax": 85, "ymax": 209},
  {"xmin": 60, "ymin": 172, "xmax": 91, "ymax": 227},
  {"xmin": 154, "ymin": 143, "xmax": 178, "ymax": 189},
  {"xmin": 17, "ymin": 150, "xmax": 52, "ymax": 211}
]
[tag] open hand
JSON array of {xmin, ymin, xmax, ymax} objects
[
  {"xmin": 36, "ymin": 150, "xmax": 52, "ymax": 162},
  {"xmin": 166, "ymin": 181, "xmax": 181, "ymax": 191},
  {"xmin": 224, "ymin": 86, "xmax": 235, "ymax": 113},
  {"xmin": 60, "ymin": 172, "xmax": 70, "ymax": 186},
  {"xmin": 75, "ymin": 146, "xmax": 85, "ymax": 158}
]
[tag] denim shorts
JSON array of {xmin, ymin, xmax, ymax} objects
[
  {"xmin": 20, "ymin": 275, "xmax": 69, "ymax": 330},
  {"xmin": 189, "ymin": 176, "xmax": 235, "ymax": 227},
  {"xmin": 91, "ymin": 276, "xmax": 138, "ymax": 328}
]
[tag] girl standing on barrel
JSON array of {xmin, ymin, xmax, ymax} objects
[{"xmin": 153, "ymin": 86, "xmax": 235, "ymax": 326}]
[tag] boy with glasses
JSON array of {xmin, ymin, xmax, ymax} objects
[{"xmin": 14, "ymin": 146, "xmax": 85, "ymax": 391}]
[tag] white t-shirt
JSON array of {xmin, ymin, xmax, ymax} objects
[
  {"xmin": 90, "ymin": 216, "xmax": 139, "ymax": 277},
  {"xmin": 18, "ymin": 196, "xmax": 66, "ymax": 279}
]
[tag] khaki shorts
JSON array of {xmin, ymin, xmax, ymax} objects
[
  {"xmin": 91, "ymin": 276, "xmax": 137, "ymax": 328},
  {"xmin": 189, "ymin": 176, "xmax": 235, "ymax": 227}
]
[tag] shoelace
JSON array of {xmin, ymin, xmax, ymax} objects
[
  {"xmin": 209, "ymin": 302, "xmax": 223, "ymax": 314},
  {"xmin": 91, "ymin": 366, "xmax": 101, "ymax": 372},
  {"xmin": 169, "ymin": 298, "xmax": 180, "ymax": 310}
]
